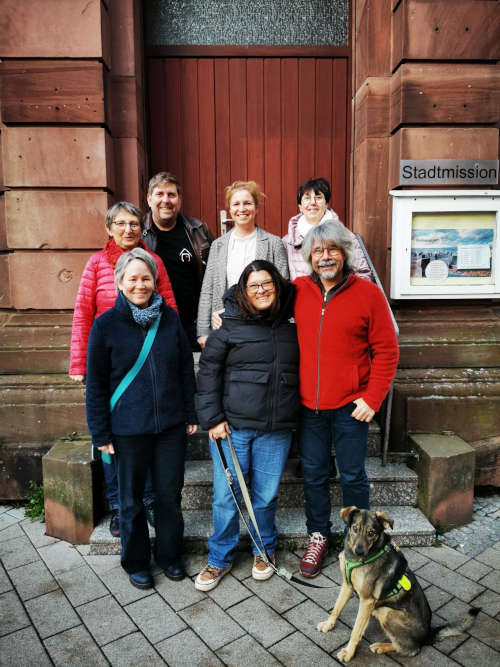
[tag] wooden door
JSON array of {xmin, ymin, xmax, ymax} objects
[{"xmin": 147, "ymin": 56, "xmax": 348, "ymax": 237}]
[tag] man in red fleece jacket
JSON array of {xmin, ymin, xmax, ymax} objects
[{"xmin": 294, "ymin": 220, "xmax": 399, "ymax": 578}]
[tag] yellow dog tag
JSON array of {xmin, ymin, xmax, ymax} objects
[{"xmin": 399, "ymin": 574, "xmax": 411, "ymax": 591}]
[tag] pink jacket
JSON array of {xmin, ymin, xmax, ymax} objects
[
  {"xmin": 283, "ymin": 211, "xmax": 372, "ymax": 281},
  {"xmin": 69, "ymin": 240, "xmax": 177, "ymax": 376}
]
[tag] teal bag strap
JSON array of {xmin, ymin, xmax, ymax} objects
[{"xmin": 109, "ymin": 313, "xmax": 162, "ymax": 411}]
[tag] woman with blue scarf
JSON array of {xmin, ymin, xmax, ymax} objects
[{"xmin": 86, "ymin": 247, "xmax": 197, "ymax": 589}]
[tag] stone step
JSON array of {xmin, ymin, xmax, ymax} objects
[
  {"xmin": 182, "ymin": 457, "xmax": 417, "ymax": 510},
  {"xmin": 89, "ymin": 505, "xmax": 435, "ymax": 555}
]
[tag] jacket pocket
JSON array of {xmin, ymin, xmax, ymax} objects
[
  {"xmin": 226, "ymin": 369, "xmax": 270, "ymax": 420},
  {"xmin": 277, "ymin": 372, "xmax": 300, "ymax": 422}
]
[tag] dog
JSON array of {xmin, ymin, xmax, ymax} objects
[{"xmin": 317, "ymin": 506, "xmax": 480, "ymax": 663}]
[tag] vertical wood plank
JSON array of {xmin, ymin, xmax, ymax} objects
[
  {"xmin": 332, "ymin": 58, "xmax": 348, "ymax": 222},
  {"xmin": 181, "ymin": 59, "xmax": 200, "ymax": 217},
  {"xmin": 246, "ymin": 58, "xmax": 265, "ymax": 209},
  {"xmin": 315, "ymin": 59, "xmax": 333, "ymax": 182},
  {"xmin": 214, "ymin": 59, "xmax": 231, "ymax": 230},
  {"xmin": 264, "ymin": 59, "xmax": 282, "ymax": 235},
  {"xmin": 281, "ymin": 58, "xmax": 299, "ymax": 236},
  {"xmin": 298, "ymin": 59, "xmax": 316, "ymax": 187},
  {"xmin": 197, "ymin": 59, "xmax": 217, "ymax": 233},
  {"xmin": 228, "ymin": 59, "xmax": 248, "ymax": 183},
  {"xmin": 147, "ymin": 58, "xmax": 166, "ymax": 175}
]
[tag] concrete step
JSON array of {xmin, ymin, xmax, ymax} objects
[
  {"xmin": 182, "ymin": 457, "xmax": 418, "ymax": 510},
  {"xmin": 89, "ymin": 505, "xmax": 435, "ymax": 555}
]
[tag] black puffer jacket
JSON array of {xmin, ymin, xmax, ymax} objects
[{"xmin": 195, "ymin": 284, "xmax": 300, "ymax": 432}]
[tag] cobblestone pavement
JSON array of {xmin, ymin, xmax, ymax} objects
[{"xmin": 1, "ymin": 500, "xmax": 499, "ymax": 666}]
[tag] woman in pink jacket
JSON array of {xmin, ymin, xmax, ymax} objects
[{"xmin": 69, "ymin": 201, "xmax": 177, "ymax": 536}]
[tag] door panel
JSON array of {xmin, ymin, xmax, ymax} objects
[{"xmin": 148, "ymin": 56, "xmax": 348, "ymax": 237}]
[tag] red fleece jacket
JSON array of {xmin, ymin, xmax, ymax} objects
[{"xmin": 294, "ymin": 274, "xmax": 399, "ymax": 412}]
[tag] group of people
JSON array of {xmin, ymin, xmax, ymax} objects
[{"xmin": 71, "ymin": 172, "xmax": 399, "ymax": 591}]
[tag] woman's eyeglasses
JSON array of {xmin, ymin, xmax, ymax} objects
[
  {"xmin": 113, "ymin": 222, "xmax": 141, "ymax": 230},
  {"xmin": 246, "ymin": 279, "xmax": 275, "ymax": 294}
]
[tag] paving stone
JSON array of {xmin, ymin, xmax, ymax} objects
[
  {"xmin": 6, "ymin": 507, "xmax": 26, "ymax": 520},
  {"xmin": 0, "ymin": 562, "xmax": 12, "ymax": 594},
  {"xmin": 275, "ymin": 548, "xmax": 302, "ymax": 575},
  {"xmin": 24, "ymin": 589, "xmax": 80, "ymax": 639},
  {"xmin": 402, "ymin": 547, "xmax": 431, "ymax": 572},
  {"xmin": 75, "ymin": 544, "xmax": 91, "ymax": 556},
  {"xmin": 425, "ymin": 613, "xmax": 466, "ymax": 655},
  {"xmin": 180, "ymin": 597, "xmax": 245, "ymax": 650},
  {"xmin": 450, "ymin": 636, "xmax": 499, "ymax": 666},
  {"xmin": 482, "ymin": 570, "xmax": 500, "ymax": 595},
  {"xmin": 467, "ymin": 610, "xmax": 500, "ymax": 650},
  {"xmin": 244, "ymin": 573, "xmax": 306, "ymax": 614},
  {"xmin": 0, "ymin": 535, "xmax": 39, "ymax": 570},
  {"xmin": 0, "ymin": 513, "xmax": 21, "ymax": 531},
  {"xmin": 0, "ymin": 590, "xmax": 30, "ymax": 636},
  {"xmin": 227, "ymin": 596, "xmax": 293, "ymax": 648},
  {"xmin": 206, "ymin": 573, "xmax": 254, "ymax": 609},
  {"xmin": 97, "ymin": 564, "xmax": 154, "ymax": 605},
  {"xmin": 288, "ymin": 572, "xmax": 341, "ymax": 612},
  {"xmin": 183, "ymin": 552, "xmax": 208, "ymax": 577},
  {"xmin": 473, "ymin": 547, "xmax": 500, "ymax": 569},
  {"xmin": 125, "ymin": 593, "xmax": 186, "ymax": 644},
  {"xmin": 414, "ymin": 545, "xmax": 470, "ymax": 570},
  {"xmin": 156, "ymin": 628, "xmax": 223, "ymax": 666},
  {"xmin": 391, "ymin": 643, "xmax": 458, "ymax": 666},
  {"xmin": 284, "ymin": 598, "xmax": 351, "ymax": 652},
  {"xmin": 0, "ymin": 521, "xmax": 24, "ymax": 542},
  {"xmin": 470, "ymin": 588, "xmax": 500, "ymax": 617},
  {"xmin": 268, "ymin": 629, "xmax": 333, "ymax": 666},
  {"xmin": 20, "ymin": 518, "xmax": 59, "ymax": 548},
  {"xmin": 456, "ymin": 558, "xmax": 492, "ymax": 582},
  {"xmin": 56, "ymin": 563, "xmax": 108, "ymax": 606},
  {"xmin": 417, "ymin": 561, "xmax": 485, "ymax": 602},
  {"xmin": 155, "ymin": 573, "xmax": 205, "ymax": 611},
  {"xmin": 9, "ymin": 560, "xmax": 58, "ymax": 601},
  {"xmin": 44, "ymin": 625, "xmax": 108, "ymax": 666},
  {"xmin": 38, "ymin": 540, "xmax": 86, "ymax": 575},
  {"xmin": 102, "ymin": 631, "xmax": 165, "ymax": 666},
  {"xmin": 423, "ymin": 585, "xmax": 454, "ymax": 612},
  {"xmin": 216, "ymin": 634, "xmax": 281, "ymax": 666},
  {"xmin": 321, "ymin": 560, "xmax": 344, "ymax": 586},
  {"xmin": 230, "ymin": 552, "xmax": 255, "ymax": 580},
  {"xmin": 0, "ymin": 626, "xmax": 52, "ymax": 666},
  {"xmin": 84, "ymin": 554, "xmax": 122, "ymax": 576},
  {"xmin": 78, "ymin": 595, "xmax": 137, "ymax": 646},
  {"xmin": 338, "ymin": 639, "xmax": 400, "ymax": 666}
]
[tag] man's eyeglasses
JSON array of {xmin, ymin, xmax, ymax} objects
[
  {"xmin": 246, "ymin": 279, "xmax": 275, "ymax": 294},
  {"xmin": 113, "ymin": 222, "xmax": 141, "ymax": 230},
  {"xmin": 311, "ymin": 245, "xmax": 343, "ymax": 258}
]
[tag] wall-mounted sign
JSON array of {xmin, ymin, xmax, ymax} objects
[
  {"xmin": 400, "ymin": 160, "xmax": 498, "ymax": 186},
  {"xmin": 390, "ymin": 190, "xmax": 499, "ymax": 300}
]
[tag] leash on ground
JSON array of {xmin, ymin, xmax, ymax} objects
[{"xmin": 214, "ymin": 435, "xmax": 333, "ymax": 589}]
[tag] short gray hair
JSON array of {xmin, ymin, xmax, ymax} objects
[
  {"xmin": 106, "ymin": 201, "xmax": 143, "ymax": 230},
  {"xmin": 301, "ymin": 220, "xmax": 355, "ymax": 271},
  {"xmin": 114, "ymin": 247, "xmax": 158, "ymax": 290}
]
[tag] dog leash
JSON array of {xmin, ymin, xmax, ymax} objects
[{"xmin": 214, "ymin": 434, "xmax": 333, "ymax": 589}]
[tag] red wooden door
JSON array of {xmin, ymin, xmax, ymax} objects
[{"xmin": 148, "ymin": 56, "xmax": 348, "ymax": 237}]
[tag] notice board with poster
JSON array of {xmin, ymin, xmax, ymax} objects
[{"xmin": 390, "ymin": 191, "xmax": 499, "ymax": 299}]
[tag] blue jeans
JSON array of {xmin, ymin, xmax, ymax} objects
[
  {"xmin": 114, "ymin": 424, "xmax": 186, "ymax": 573},
  {"xmin": 102, "ymin": 459, "xmax": 154, "ymax": 511},
  {"xmin": 208, "ymin": 427, "xmax": 292, "ymax": 569},
  {"xmin": 298, "ymin": 404, "xmax": 370, "ymax": 536}
]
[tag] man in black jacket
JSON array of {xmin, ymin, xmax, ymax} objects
[{"xmin": 142, "ymin": 171, "xmax": 214, "ymax": 348}]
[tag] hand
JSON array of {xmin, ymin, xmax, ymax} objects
[
  {"xmin": 98, "ymin": 443, "xmax": 115, "ymax": 455},
  {"xmin": 187, "ymin": 424, "xmax": 198, "ymax": 435},
  {"xmin": 208, "ymin": 421, "xmax": 231, "ymax": 441},
  {"xmin": 69, "ymin": 375, "xmax": 85, "ymax": 383},
  {"xmin": 211, "ymin": 309, "xmax": 224, "ymax": 330},
  {"xmin": 351, "ymin": 398, "xmax": 375, "ymax": 423},
  {"xmin": 197, "ymin": 335, "xmax": 208, "ymax": 349}
]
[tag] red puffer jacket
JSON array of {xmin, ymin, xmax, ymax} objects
[{"xmin": 69, "ymin": 239, "xmax": 177, "ymax": 376}]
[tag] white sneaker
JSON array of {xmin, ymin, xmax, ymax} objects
[
  {"xmin": 252, "ymin": 554, "xmax": 275, "ymax": 581},
  {"xmin": 194, "ymin": 563, "xmax": 232, "ymax": 591}
]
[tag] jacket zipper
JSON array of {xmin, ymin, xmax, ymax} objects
[
  {"xmin": 145, "ymin": 329, "xmax": 160, "ymax": 432},
  {"xmin": 314, "ymin": 293, "xmax": 327, "ymax": 414},
  {"xmin": 270, "ymin": 326, "xmax": 280, "ymax": 430}
]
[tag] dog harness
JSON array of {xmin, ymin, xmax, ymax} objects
[{"xmin": 344, "ymin": 543, "xmax": 412, "ymax": 599}]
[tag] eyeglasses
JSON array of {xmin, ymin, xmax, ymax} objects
[
  {"xmin": 301, "ymin": 194, "xmax": 326, "ymax": 204},
  {"xmin": 246, "ymin": 279, "xmax": 275, "ymax": 294},
  {"xmin": 311, "ymin": 245, "xmax": 343, "ymax": 258},
  {"xmin": 113, "ymin": 222, "xmax": 141, "ymax": 230}
]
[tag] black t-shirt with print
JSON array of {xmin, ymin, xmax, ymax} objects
[{"xmin": 155, "ymin": 222, "xmax": 200, "ymax": 327}]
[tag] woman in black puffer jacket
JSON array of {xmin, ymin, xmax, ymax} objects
[{"xmin": 195, "ymin": 260, "xmax": 299, "ymax": 591}]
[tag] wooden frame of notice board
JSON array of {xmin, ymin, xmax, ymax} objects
[{"xmin": 390, "ymin": 190, "xmax": 499, "ymax": 300}]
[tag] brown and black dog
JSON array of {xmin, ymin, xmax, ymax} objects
[{"xmin": 317, "ymin": 507, "xmax": 480, "ymax": 663}]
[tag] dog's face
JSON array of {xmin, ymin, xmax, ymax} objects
[{"xmin": 341, "ymin": 506, "xmax": 394, "ymax": 558}]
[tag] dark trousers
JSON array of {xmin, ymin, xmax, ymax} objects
[
  {"xmin": 114, "ymin": 423, "xmax": 186, "ymax": 573},
  {"xmin": 298, "ymin": 404, "xmax": 370, "ymax": 536}
]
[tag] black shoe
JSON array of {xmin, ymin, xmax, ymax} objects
[
  {"xmin": 109, "ymin": 509, "xmax": 120, "ymax": 537},
  {"xmin": 129, "ymin": 570, "xmax": 153, "ymax": 589},
  {"xmin": 144, "ymin": 503, "xmax": 155, "ymax": 528},
  {"xmin": 164, "ymin": 562, "xmax": 185, "ymax": 581}
]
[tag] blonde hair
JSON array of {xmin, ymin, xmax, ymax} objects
[{"xmin": 224, "ymin": 180, "xmax": 265, "ymax": 210}]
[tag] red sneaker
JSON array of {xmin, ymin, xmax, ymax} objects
[{"xmin": 300, "ymin": 532, "xmax": 328, "ymax": 578}]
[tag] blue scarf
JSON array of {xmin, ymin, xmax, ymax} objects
[{"xmin": 127, "ymin": 292, "xmax": 163, "ymax": 327}]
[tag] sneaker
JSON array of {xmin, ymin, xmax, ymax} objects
[
  {"xmin": 194, "ymin": 563, "xmax": 232, "ymax": 591},
  {"xmin": 109, "ymin": 509, "xmax": 120, "ymax": 538},
  {"xmin": 252, "ymin": 554, "xmax": 275, "ymax": 581},
  {"xmin": 144, "ymin": 503, "xmax": 155, "ymax": 528},
  {"xmin": 300, "ymin": 532, "xmax": 328, "ymax": 578}
]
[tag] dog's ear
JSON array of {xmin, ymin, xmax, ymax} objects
[
  {"xmin": 340, "ymin": 506, "xmax": 358, "ymax": 526},
  {"xmin": 375, "ymin": 511, "xmax": 394, "ymax": 530}
]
